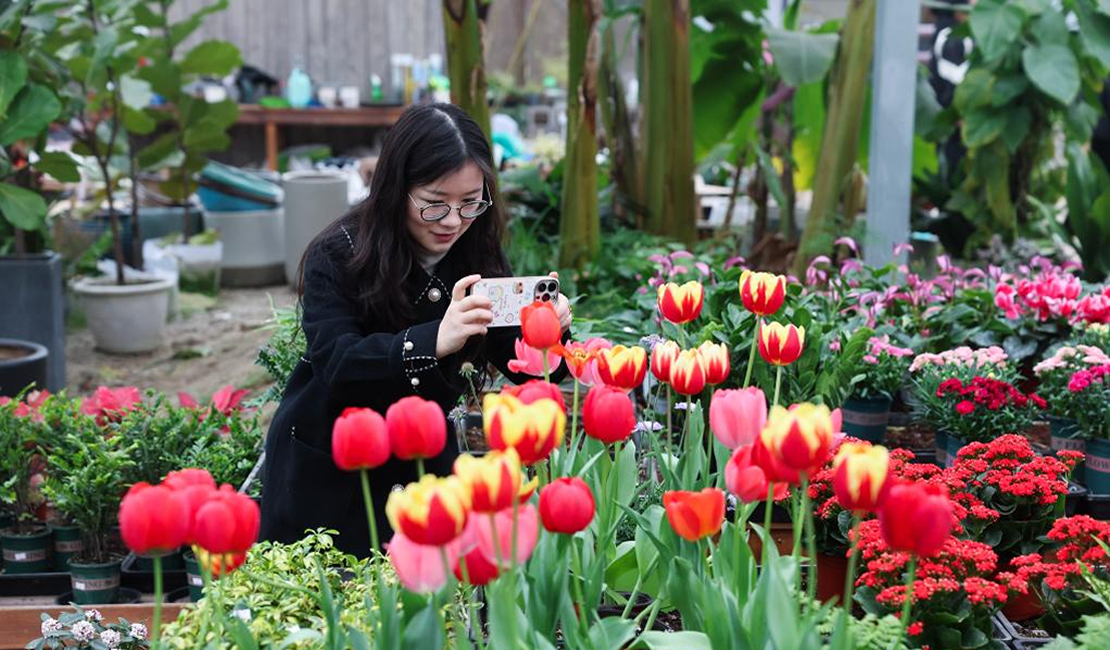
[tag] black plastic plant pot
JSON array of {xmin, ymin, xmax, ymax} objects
[
  {"xmin": 1065, "ymin": 482, "xmax": 1088, "ymax": 518},
  {"xmin": 991, "ymin": 612, "xmax": 1013, "ymax": 644},
  {"xmin": 1082, "ymin": 492, "xmax": 1110, "ymax": 520},
  {"xmin": 997, "ymin": 610, "xmax": 1055, "ymax": 647},
  {"xmin": 749, "ymin": 501, "xmax": 794, "ymax": 525},
  {"xmin": 69, "ymin": 557, "xmax": 123, "ymax": 604},
  {"xmin": 0, "ymin": 525, "xmax": 53, "ymax": 574},
  {"xmin": 55, "ymin": 586, "xmax": 141, "ymax": 606},
  {"xmin": 51, "ymin": 524, "xmax": 83, "ymax": 571},
  {"xmin": 121, "ymin": 550, "xmax": 187, "ymax": 593},
  {"xmin": 183, "ymin": 549, "xmax": 204, "ymax": 601}
]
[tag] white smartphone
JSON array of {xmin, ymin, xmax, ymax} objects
[{"xmin": 471, "ymin": 276, "xmax": 561, "ymax": 327}]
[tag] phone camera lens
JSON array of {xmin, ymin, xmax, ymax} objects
[{"xmin": 541, "ymin": 294, "xmax": 551, "ymax": 302}]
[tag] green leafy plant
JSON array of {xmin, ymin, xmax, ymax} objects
[
  {"xmin": 254, "ymin": 301, "xmax": 307, "ymax": 405},
  {"xmin": 1064, "ymin": 143, "xmax": 1110, "ymax": 282},
  {"xmin": 27, "ymin": 603, "xmax": 150, "ymax": 650},
  {"xmin": 0, "ymin": 390, "xmax": 47, "ymax": 533}
]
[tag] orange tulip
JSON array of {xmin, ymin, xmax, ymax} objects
[
  {"xmin": 697, "ymin": 341, "xmax": 731, "ymax": 385},
  {"xmin": 669, "ymin": 349, "xmax": 706, "ymax": 396},
  {"xmin": 597, "ymin": 345, "xmax": 648, "ymax": 391},
  {"xmin": 759, "ymin": 403, "xmax": 835, "ymax": 475},
  {"xmin": 483, "ymin": 393, "xmax": 566, "ymax": 465},
  {"xmin": 738, "ymin": 270, "xmax": 787, "ymax": 316},
  {"xmin": 758, "ymin": 322, "xmax": 805, "ymax": 366},
  {"xmin": 657, "ymin": 281, "xmax": 704, "ymax": 324},
  {"xmin": 521, "ymin": 301, "xmax": 563, "ymax": 350},
  {"xmin": 833, "ymin": 442, "xmax": 890, "ymax": 514},
  {"xmin": 650, "ymin": 340, "xmax": 680, "ymax": 384},
  {"xmin": 663, "ymin": 488, "xmax": 726, "ymax": 541},
  {"xmin": 385, "ymin": 474, "xmax": 470, "ymax": 546},
  {"xmin": 453, "ymin": 449, "xmax": 524, "ymax": 514}
]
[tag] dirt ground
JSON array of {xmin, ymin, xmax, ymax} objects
[{"xmin": 66, "ymin": 285, "xmax": 297, "ymax": 403}]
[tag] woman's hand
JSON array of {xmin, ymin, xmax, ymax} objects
[
  {"xmin": 436, "ymin": 275, "xmax": 493, "ymax": 358},
  {"xmin": 549, "ymin": 271, "xmax": 572, "ymax": 332}
]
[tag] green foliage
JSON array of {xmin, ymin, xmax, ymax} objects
[
  {"xmin": 1064, "ymin": 143, "xmax": 1110, "ymax": 282},
  {"xmin": 1044, "ymin": 615, "xmax": 1110, "ymax": 650},
  {"xmin": 254, "ymin": 301, "xmax": 307, "ymax": 405},
  {"xmin": 0, "ymin": 390, "xmax": 47, "ymax": 530}
]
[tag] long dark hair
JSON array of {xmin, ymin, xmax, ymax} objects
[{"xmin": 299, "ymin": 103, "xmax": 508, "ymax": 330}]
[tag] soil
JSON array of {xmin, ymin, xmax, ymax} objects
[
  {"xmin": 886, "ymin": 422, "xmax": 934, "ymax": 451},
  {"xmin": 1011, "ymin": 621, "xmax": 1051, "ymax": 639},
  {"xmin": 66, "ymin": 286, "xmax": 296, "ymax": 407},
  {"xmin": 0, "ymin": 345, "xmax": 32, "ymax": 361}
]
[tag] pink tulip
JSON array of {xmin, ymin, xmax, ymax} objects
[
  {"xmin": 708, "ymin": 387, "xmax": 767, "ymax": 450},
  {"xmin": 386, "ymin": 518, "xmax": 478, "ymax": 594},
  {"xmin": 507, "ymin": 338, "xmax": 563, "ymax": 377},
  {"xmin": 576, "ymin": 337, "xmax": 612, "ymax": 386},
  {"xmin": 475, "ymin": 503, "xmax": 539, "ymax": 569}
]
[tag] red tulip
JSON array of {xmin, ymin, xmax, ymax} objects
[
  {"xmin": 484, "ymin": 394, "xmax": 565, "ymax": 466},
  {"xmin": 119, "ymin": 483, "xmax": 190, "ymax": 555},
  {"xmin": 331, "ymin": 407, "xmax": 391, "ymax": 471},
  {"xmin": 162, "ymin": 468, "xmax": 216, "ymax": 492},
  {"xmin": 454, "ymin": 545, "xmax": 500, "ymax": 586},
  {"xmin": 582, "ymin": 385, "xmax": 636, "ymax": 444},
  {"xmin": 386, "ymin": 396, "xmax": 446, "ymax": 460},
  {"xmin": 725, "ymin": 446, "xmax": 788, "ymax": 503},
  {"xmin": 750, "ymin": 434, "xmax": 801, "ymax": 486},
  {"xmin": 521, "ymin": 301, "xmax": 562, "ymax": 350},
  {"xmin": 709, "ymin": 387, "xmax": 767, "ymax": 450},
  {"xmin": 539, "ymin": 478, "xmax": 596, "ymax": 534},
  {"xmin": 650, "ymin": 340, "xmax": 680, "ymax": 384},
  {"xmin": 657, "ymin": 281, "xmax": 704, "ymax": 324},
  {"xmin": 878, "ymin": 481, "xmax": 953, "ymax": 558},
  {"xmin": 192, "ymin": 485, "xmax": 260, "ymax": 555},
  {"xmin": 503, "ymin": 379, "xmax": 567, "ymax": 411},
  {"xmin": 664, "ymin": 488, "xmax": 726, "ymax": 541}
]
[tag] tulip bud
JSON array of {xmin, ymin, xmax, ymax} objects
[
  {"xmin": 758, "ymin": 403, "xmax": 835, "ymax": 474},
  {"xmin": 738, "ymin": 270, "xmax": 787, "ymax": 316},
  {"xmin": 386, "ymin": 396, "xmax": 447, "ymax": 461},
  {"xmin": 657, "ymin": 281, "xmax": 704, "ymax": 324},
  {"xmin": 454, "ymin": 449, "xmax": 524, "ymax": 513},
  {"xmin": 650, "ymin": 340, "xmax": 681, "ymax": 384},
  {"xmin": 663, "ymin": 488, "xmax": 726, "ymax": 541},
  {"xmin": 709, "ymin": 387, "xmax": 766, "ymax": 449},
  {"xmin": 597, "ymin": 345, "xmax": 648, "ymax": 391},
  {"xmin": 119, "ymin": 483, "xmax": 190, "ymax": 556},
  {"xmin": 385, "ymin": 474, "xmax": 471, "ymax": 546},
  {"xmin": 669, "ymin": 349, "xmax": 706, "ymax": 396},
  {"xmin": 521, "ymin": 301, "xmax": 563, "ymax": 350},
  {"xmin": 192, "ymin": 485, "xmax": 260, "ymax": 556},
  {"xmin": 725, "ymin": 445, "xmax": 789, "ymax": 503},
  {"xmin": 332, "ymin": 407, "xmax": 391, "ymax": 471},
  {"xmin": 878, "ymin": 481, "xmax": 953, "ymax": 557},
  {"xmin": 539, "ymin": 477, "xmax": 596, "ymax": 534},
  {"xmin": 697, "ymin": 341, "xmax": 731, "ymax": 385},
  {"xmin": 484, "ymin": 394, "xmax": 566, "ymax": 465},
  {"xmin": 833, "ymin": 442, "xmax": 890, "ymax": 513},
  {"xmin": 582, "ymin": 385, "xmax": 636, "ymax": 444},
  {"xmin": 758, "ymin": 322, "xmax": 805, "ymax": 366}
]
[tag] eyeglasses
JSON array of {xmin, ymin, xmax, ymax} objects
[{"xmin": 407, "ymin": 184, "xmax": 492, "ymax": 222}]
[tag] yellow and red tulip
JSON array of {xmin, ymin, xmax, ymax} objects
[
  {"xmin": 697, "ymin": 340, "xmax": 731, "ymax": 385},
  {"xmin": 669, "ymin": 348, "xmax": 707, "ymax": 396},
  {"xmin": 385, "ymin": 474, "xmax": 470, "ymax": 546},
  {"xmin": 453, "ymin": 449, "xmax": 524, "ymax": 514},
  {"xmin": 758, "ymin": 322, "xmax": 805, "ymax": 366},
  {"xmin": 597, "ymin": 345, "xmax": 648, "ymax": 391},
  {"xmin": 483, "ymin": 393, "xmax": 566, "ymax": 465},
  {"xmin": 758, "ymin": 403, "xmax": 835, "ymax": 475},
  {"xmin": 650, "ymin": 340, "xmax": 680, "ymax": 384},
  {"xmin": 833, "ymin": 442, "xmax": 890, "ymax": 514},
  {"xmin": 657, "ymin": 280, "xmax": 704, "ymax": 324},
  {"xmin": 738, "ymin": 270, "xmax": 787, "ymax": 316},
  {"xmin": 663, "ymin": 488, "xmax": 726, "ymax": 541}
]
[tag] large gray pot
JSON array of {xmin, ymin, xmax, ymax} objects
[
  {"xmin": 204, "ymin": 208, "xmax": 286, "ymax": 287},
  {"xmin": 72, "ymin": 275, "xmax": 175, "ymax": 354},
  {"xmin": 0, "ymin": 338, "xmax": 48, "ymax": 397},
  {"xmin": 282, "ymin": 171, "xmax": 349, "ymax": 286},
  {"xmin": 0, "ymin": 252, "xmax": 65, "ymax": 390}
]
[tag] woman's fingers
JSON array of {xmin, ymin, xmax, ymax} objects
[
  {"xmin": 452, "ymin": 274, "xmax": 482, "ymax": 302},
  {"xmin": 459, "ymin": 309, "xmax": 494, "ymax": 325},
  {"xmin": 455, "ymin": 294, "xmax": 493, "ymax": 312}
]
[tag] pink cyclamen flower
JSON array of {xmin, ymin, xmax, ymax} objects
[
  {"xmin": 709, "ymin": 387, "xmax": 767, "ymax": 450},
  {"xmin": 507, "ymin": 338, "xmax": 564, "ymax": 377}
]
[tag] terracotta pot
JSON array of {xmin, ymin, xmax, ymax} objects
[
  {"xmin": 815, "ymin": 552, "xmax": 850, "ymax": 604},
  {"xmin": 747, "ymin": 522, "xmax": 795, "ymax": 559}
]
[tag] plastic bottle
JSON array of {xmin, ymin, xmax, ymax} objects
[{"xmin": 286, "ymin": 60, "xmax": 312, "ymax": 108}]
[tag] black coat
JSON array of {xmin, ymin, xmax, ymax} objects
[{"xmin": 259, "ymin": 226, "xmax": 559, "ymax": 556}]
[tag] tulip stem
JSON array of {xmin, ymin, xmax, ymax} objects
[
  {"xmin": 152, "ymin": 555, "xmax": 163, "ymax": 649},
  {"xmin": 762, "ymin": 483, "xmax": 775, "ymax": 568},
  {"xmin": 542, "ymin": 352, "xmax": 550, "ymax": 383},
  {"xmin": 743, "ymin": 318, "xmax": 761, "ymax": 388},
  {"xmin": 458, "ymin": 556, "xmax": 487, "ymax": 650},
  {"xmin": 568, "ymin": 378, "xmax": 581, "ymax": 473},
  {"xmin": 621, "ymin": 575, "xmax": 643, "ymax": 619},
  {"xmin": 665, "ymin": 388, "xmax": 674, "ymax": 477},
  {"xmin": 359, "ymin": 470, "xmax": 380, "ymax": 553},
  {"xmin": 416, "ymin": 457, "xmax": 426, "ymax": 479},
  {"xmin": 842, "ymin": 514, "xmax": 862, "ymax": 612},
  {"xmin": 900, "ymin": 556, "xmax": 918, "ymax": 634},
  {"xmin": 772, "ymin": 365, "xmax": 783, "ymax": 408},
  {"xmin": 570, "ymin": 538, "xmax": 591, "ymax": 634},
  {"xmin": 196, "ymin": 551, "xmax": 213, "ymax": 646},
  {"xmin": 802, "ymin": 475, "xmax": 818, "ymax": 608}
]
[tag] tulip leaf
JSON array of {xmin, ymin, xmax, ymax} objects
[
  {"xmin": 588, "ymin": 618, "xmax": 636, "ymax": 650},
  {"xmin": 631, "ymin": 631, "xmax": 712, "ymax": 650},
  {"xmin": 400, "ymin": 605, "xmax": 442, "ymax": 650}
]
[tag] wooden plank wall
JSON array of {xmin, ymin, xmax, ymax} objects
[{"xmin": 169, "ymin": 0, "xmax": 569, "ymax": 97}]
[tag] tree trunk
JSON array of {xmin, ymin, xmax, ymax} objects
[
  {"xmin": 642, "ymin": 0, "xmax": 696, "ymax": 246},
  {"xmin": 598, "ymin": 15, "xmax": 642, "ymax": 226},
  {"xmin": 792, "ymin": 0, "xmax": 876, "ymax": 274},
  {"xmin": 559, "ymin": 0, "xmax": 602, "ymax": 269},
  {"xmin": 443, "ymin": 0, "xmax": 491, "ymax": 140}
]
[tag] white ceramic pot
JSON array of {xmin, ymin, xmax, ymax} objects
[
  {"xmin": 72, "ymin": 275, "xmax": 175, "ymax": 354},
  {"xmin": 282, "ymin": 171, "xmax": 349, "ymax": 286},
  {"xmin": 204, "ymin": 208, "xmax": 286, "ymax": 287}
]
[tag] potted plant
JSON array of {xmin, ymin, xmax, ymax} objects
[
  {"xmin": 41, "ymin": 416, "xmax": 135, "ymax": 604},
  {"xmin": 0, "ymin": 392, "xmax": 51, "ymax": 574},
  {"xmin": 909, "ymin": 346, "xmax": 1040, "ymax": 465},
  {"xmin": 0, "ymin": 7, "xmax": 78, "ymax": 391},
  {"xmin": 841, "ymin": 335, "xmax": 915, "ymax": 443},
  {"xmin": 1033, "ymin": 344, "xmax": 1110, "ymax": 470},
  {"xmin": 0, "ymin": 338, "xmax": 48, "ymax": 398},
  {"xmin": 1061, "ymin": 363, "xmax": 1110, "ymax": 494}
]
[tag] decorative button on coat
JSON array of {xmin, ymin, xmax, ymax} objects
[
  {"xmin": 411, "ymin": 377, "xmax": 420, "ymax": 387},
  {"xmin": 403, "ymin": 341, "xmax": 414, "ymax": 351},
  {"xmin": 428, "ymin": 288, "xmax": 442, "ymax": 302}
]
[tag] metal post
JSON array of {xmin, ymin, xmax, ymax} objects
[{"xmin": 865, "ymin": 0, "xmax": 920, "ymax": 265}]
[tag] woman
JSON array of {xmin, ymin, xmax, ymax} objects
[{"xmin": 260, "ymin": 103, "xmax": 570, "ymax": 556}]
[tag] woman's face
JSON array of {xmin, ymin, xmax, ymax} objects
[{"xmin": 405, "ymin": 162, "xmax": 484, "ymax": 257}]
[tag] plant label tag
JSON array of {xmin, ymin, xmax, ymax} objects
[{"xmin": 189, "ymin": 574, "xmax": 203, "ymax": 587}]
